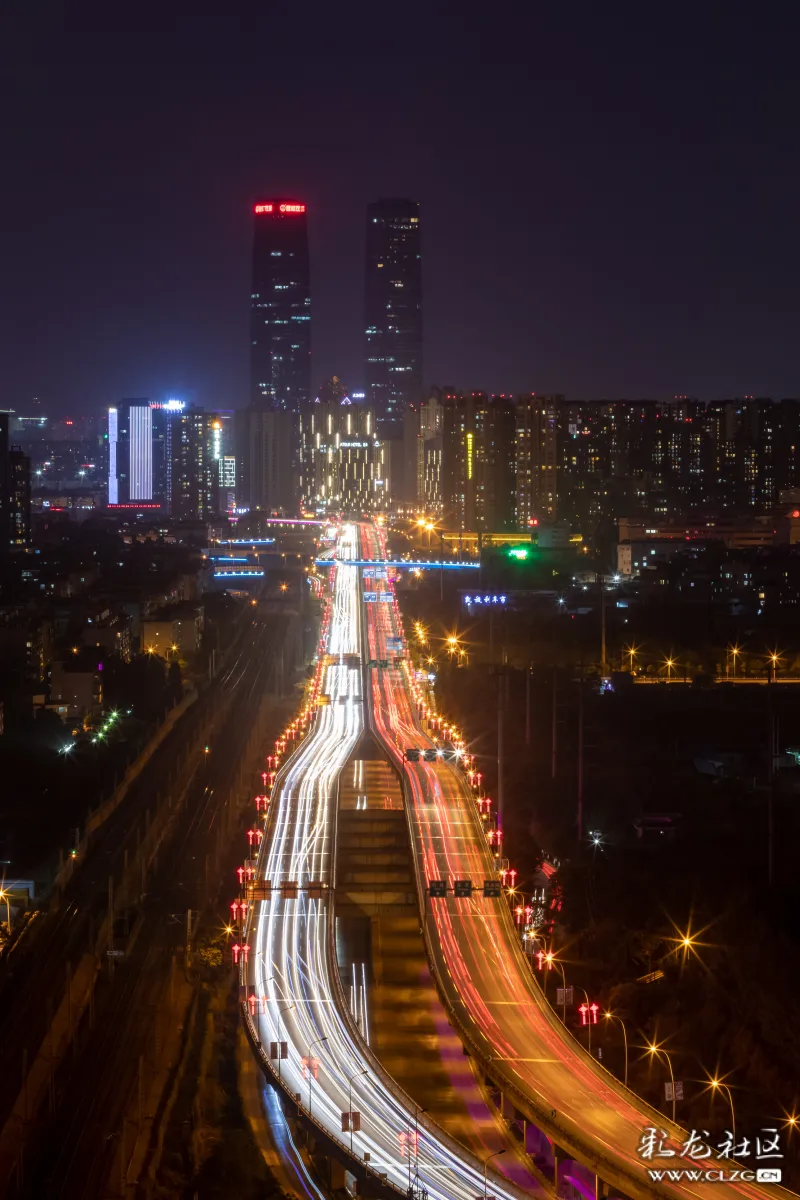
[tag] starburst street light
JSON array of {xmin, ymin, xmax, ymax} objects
[
  {"xmin": 667, "ymin": 917, "xmax": 709, "ymax": 963},
  {"xmin": 645, "ymin": 1040, "xmax": 677, "ymax": 1122},
  {"xmin": 707, "ymin": 1075, "xmax": 737, "ymax": 1144},
  {"xmin": 727, "ymin": 643, "xmax": 742, "ymax": 679},
  {"xmin": 664, "ymin": 656, "xmax": 676, "ymax": 681},
  {"xmin": 767, "ymin": 648, "xmax": 783, "ymax": 680},
  {"xmin": 624, "ymin": 643, "xmax": 639, "ymax": 672}
]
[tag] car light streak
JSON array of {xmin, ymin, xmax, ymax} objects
[
  {"xmin": 244, "ymin": 524, "xmax": 529, "ymax": 1200},
  {"xmin": 359, "ymin": 522, "xmax": 783, "ymax": 1200}
]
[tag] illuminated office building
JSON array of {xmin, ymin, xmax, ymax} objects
[
  {"xmin": 364, "ymin": 199, "xmax": 422, "ymax": 433},
  {"xmin": 250, "ymin": 199, "xmax": 311, "ymax": 412},
  {"xmin": 300, "ymin": 383, "xmax": 389, "ymax": 512},
  {"xmin": 107, "ymin": 399, "xmax": 153, "ymax": 504}
]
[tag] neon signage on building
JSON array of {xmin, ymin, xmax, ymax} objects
[{"xmin": 254, "ymin": 202, "xmax": 306, "ymax": 214}]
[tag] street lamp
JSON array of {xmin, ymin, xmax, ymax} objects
[
  {"xmin": 347, "ymin": 1067, "xmax": 368, "ymax": 1154},
  {"xmin": 307, "ymin": 1034, "xmax": 328, "ymax": 1116},
  {"xmin": 547, "ymin": 953, "xmax": 568, "ymax": 1021},
  {"xmin": 709, "ymin": 1077, "xmax": 736, "ymax": 1145},
  {"xmin": 647, "ymin": 1040, "xmax": 676, "ymax": 1123},
  {"xmin": 0, "ymin": 888, "xmax": 11, "ymax": 930},
  {"xmin": 728, "ymin": 644, "xmax": 741, "ymax": 680},
  {"xmin": 625, "ymin": 643, "xmax": 639, "ymax": 673},
  {"xmin": 604, "ymin": 1011, "xmax": 629, "ymax": 1087},
  {"xmin": 664, "ymin": 656, "xmax": 676, "ymax": 682},
  {"xmin": 483, "ymin": 1150, "xmax": 504, "ymax": 1200}
]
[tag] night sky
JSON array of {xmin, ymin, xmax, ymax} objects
[{"xmin": 1, "ymin": 5, "xmax": 798, "ymax": 414}]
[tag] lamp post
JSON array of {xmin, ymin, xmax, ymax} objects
[
  {"xmin": 728, "ymin": 645, "xmax": 740, "ymax": 680},
  {"xmin": 604, "ymin": 1011, "xmax": 629, "ymax": 1087},
  {"xmin": 483, "ymin": 1150, "xmax": 504, "ymax": 1200},
  {"xmin": 274, "ymin": 1002, "xmax": 295, "ymax": 1083},
  {"xmin": 307, "ymin": 1035, "xmax": 328, "ymax": 1116},
  {"xmin": 347, "ymin": 1068, "xmax": 368, "ymax": 1154},
  {"xmin": 647, "ymin": 1041, "xmax": 676, "ymax": 1123},
  {"xmin": 0, "ymin": 888, "xmax": 10, "ymax": 930},
  {"xmin": 548, "ymin": 953, "xmax": 567, "ymax": 1022},
  {"xmin": 710, "ymin": 1078, "xmax": 736, "ymax": 1146}
]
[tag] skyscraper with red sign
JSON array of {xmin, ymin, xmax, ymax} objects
[{"xmin": 250, "ymin": 200, "xmax": 311, "ymax": 412}]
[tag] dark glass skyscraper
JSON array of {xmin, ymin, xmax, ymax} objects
[
  {"xmin": 250, "ymin": 200, "xmax": 311, "ymax": 412},
  {"xmin": 364, "ymin": 198, "xmax": 422, "ymax": 434}
]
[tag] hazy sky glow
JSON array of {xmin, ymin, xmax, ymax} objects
[{"xmin": 0, "ymin": 5, "xmax": 797, "ymax": 413}]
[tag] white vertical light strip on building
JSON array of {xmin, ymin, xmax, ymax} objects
[
  {"xmin": 129, "ymin": 405, "xmax": 153, "ymax": 499},
  {"xmin": 108, "ymin": 408, "xmax": 118, "ymax": 504}
]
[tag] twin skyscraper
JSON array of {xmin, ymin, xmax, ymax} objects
[{"xmin": 249, "ymin": 197, "xmax": 422, "ymax": 434}]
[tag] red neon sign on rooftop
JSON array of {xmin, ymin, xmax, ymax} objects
[{"xmin": 254, "ymin": 202, "xmax": 306, "ymax": 214}]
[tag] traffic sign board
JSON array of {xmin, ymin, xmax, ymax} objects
[
  {"xmin": 483, "ymin": 880, "xmax": 501, "ymax": 898},
  {"xmin": 454, "ymin": 880, "xmax": 473, "ymax": 898},
  {"xmin": 429, "ymin": 880, "xmax": 447, "ymax": 898}
]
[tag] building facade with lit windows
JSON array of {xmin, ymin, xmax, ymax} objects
[
  {"xmin": 0, "ymin": 412, "xmax": 32, "ymax": 549},
  {"xmin": 107, "ymin": 399, "xmax": 155, "ymax": 505},
  {"xmin": 236, "ymin": 407, "xmax": 295, "ymax": 513},
  {"xmin": 441, "ymin": 393, "xmax": 517, "ymax": 533},
  {"xmin": 515, "ymin": 394, "xmax": 559, "ymax": 527},
  {"xmin": 9, "ymin": 446, "xmax": 31, "ymax": 545},
  {"xmin": 300, "ymin": 387, "xmax": 389, "ymax": 512},
  {"xmin": 364, "ymin": 198, "xmax": 422, "ymax": 434},
  {"xmin": 164, "ymin": 408, "xmax": 235, "ymax": 520},
  {"xmin": 250, "ymin": 199, "xmax": 311, "ymax": 412}
]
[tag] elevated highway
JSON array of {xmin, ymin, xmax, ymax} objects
[{"xmin": 359, "ymin": 521, "xmax": 789, "ymax": 1200}]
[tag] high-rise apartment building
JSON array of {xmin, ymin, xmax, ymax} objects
[
  {"xmin": 364, "ymin": 199, "xmax": 422, "ymax": 434},
  {"xmin": 250, "ymin": 200, "xmax": 311, "ymax": 412},
  {"xmin": 9, "ymin": 447, "xmax": 31, "ymax": 545},
  {"xmin": 515, "ymin": 394, "xmax": 559, "ymax": 527},
  {"xmin": 165, "ymin": 408, "xmax": 235, "ymax": 520},
  {"xmin": 441, "ymin": 393, "xmax": 516, "ymax": 532},
  {"xmin": 413, "ymin": 391, "xmax": 444, "ymax": 512},
  {"xmin": 0, "ymin": 413, "xmax": 32, "ymax": 549},
  {"xmin": 236, "ymin": 408, "xmax": 295, "ymax": 514}
]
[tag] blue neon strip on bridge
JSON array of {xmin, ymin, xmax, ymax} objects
[{"xmin": 314, "ymin": 559, "xmax": 480, "ymax": 569}]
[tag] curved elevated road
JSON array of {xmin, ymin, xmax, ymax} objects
[{"xmin": 359, "ymin": 521, "xmax": 790, "ymax": 1200}]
